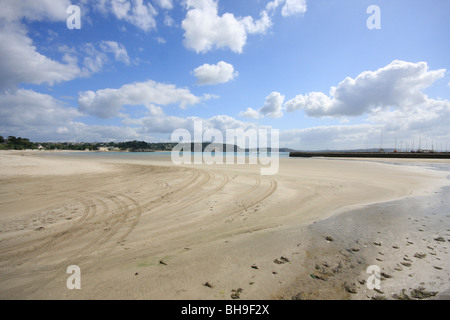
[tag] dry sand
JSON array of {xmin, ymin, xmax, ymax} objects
[{"xmin": 0, "ymin": 150, "xmax": 449, "ymax": 300}]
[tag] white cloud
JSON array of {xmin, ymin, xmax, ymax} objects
[
  {"xmin": 281, "ymin": 60, "xmax": 450, "ymax": 150},
  {"xmin": 0, "ymin": 89, "xmax": 81, "ymax": 135},
  {"xmin": 80, "ymin": 43, "xmax": 109, "ymax": 74},
  {"xmin": 97, "ymin": 0, "xmax": 158, "ymax": 31},
  {"xmin": 131, "ymin": 115, "xmax": 191, "ymax": 133},
  {"xmin": 239, "ymin": 107, "xmax": 261, "ymax": 119},
  {"xmin": 281, "ymin": 0, "xmax": 307, "ymax": 17},
  {"xmin": 0, "ymin": 88, "xmax": 147, "ymax": 142},
  {"xmin": 46, "ymin": 121, "xmax": 146, "ymax": 143},
  {"xmin": 266, "ymin": 0, "xmax": 307, "ymax": 17},
  {"xmin": 181, "ymin": 0, "xmax": 272, "ymax": 53},
  {"xmin": 193, "ymin": 61, "xmax": 238, "ymax": 85},
  {"xmin": 259, "ymin": 92, "xmax": 285, "ymax": 118},
  {"xmin": 0, "ymin": 0, "xmax": 71, "ymax": 22},
  {"xmin": 78, "ymin": 80, "xmax": 204, "ymax": 118},
  {"xmin": 111, "ymin": 0, "xmax": 131, "ymax": 19},
  {"xmin": 57, "ymin": 41, "xmax": 130, "ymax": 74},
  {"xmin": 368, "ymin": 98, "xmax": 450, "ymax": 135},
  {"xmin": 146, "ymin": 104, "xmax": 165, "ymax": 116},
  {"xmin": 202, "ymin": 93, "xmax": 220, "ymax": 101},
  {"xmin": 240, "ymin": 11, "xmax": 272, "ymax": 34},
  {"xmin": 155, "ymin": 0, "xmax": 173, "ymax": 10},
  {"xmin": 280, "ymin": 96, "xmax": 450, "ymax": 150},
  {"xmin": 70, "ymin": 125, "xmax": 142, "ymax": 142},
  {"xmin": 285, "ymin": 60, "xmax": 446, "ymax": 117},
  {"xmin": 239, "ymin": 92, "xmax": 285, "ymax": 119},
  {"xmin": 206, "ymin": 114, "xmax": 257, "ymax": 133},
  {"xmin": 155, "ymin": 36, "xmax": 166, "ymax": 44},
  {"xmin": 99, "ymin": 41, "xmax": 131, "ymax": 65},
  {"xmin": 280, "ymin": 124, "xmax": 381, "ymax": 150},
  {"xmin": 266, "ymin": 0, "xmax": 284, "ymax": 12},
  {"xmin": 164, "ymin": 13, "xmax": 175, "ymax": 26},
  {"xmin": 0, "ymin": 23, "xmax": 84, "ymax": 90},
  {"xmin": 285, "ymin": 91, "xmax": 332, "ymax": 115},
  {"xmin": 0, "ymin": 5, "xmax": 134, "ymax": 91},
  {"xmin": 134, "ymin": 113, "xmax": 258, "ymax": 139}
]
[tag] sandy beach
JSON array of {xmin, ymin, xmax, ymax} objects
[{"xmin": 0, "ymin": 150, "xmax": 449, "ymax": 300}]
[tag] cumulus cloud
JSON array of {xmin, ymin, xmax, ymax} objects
[
  {"xmin": 193, "ymin": 61, "xmax": 238, "ymax": 85},
  {"xmin": 129, "ymin": 115, "xmax": 191, "ymax": 133},
  {"xmin": 43, "ymin": 121, "xmax": 145, "ymax": 143},
  {"xmin": 280, "ymin": 124, "xmax": 381, "ymax": 150},
  {"xmin": 0, "ymin": 5, "xmax": 133, "ymax": 90},
  {"xmin": 131, "ymin": 115, "xmax": 260, "ymax": 149},
  {"xmin": 69, "ymin": 124, "xmax": 142, "ymax": 142},
  {"xmin": 133, "ymin": 113, "xmax": 258, "ymax": 141},
  {"xmin": 0, "ymin": 0, "xmax": 71, "ymax": 22},
  {"xmin": 266, "ymin": 0, "xmax": 307, "ymax": 17},
  {"xmin": 266, "ymin": 0, "xmax": 283, "ymax": 12},
  {"xmin": 239, "ymin": 108, "xmax": 261, "ymax": 119},
  {"xmin": 78, "ymin": 80, "xmax": 204, "ymax": 118},
  {"xmin": 206, "ymin": 114, "xmax": 257, "ymax": 133},
  {"xmin": 3, "ymin": 0, "xmax": 159, "ymax": 33},
  {"xmin": 0, "ymin": 89, "xmax": 81, "ymax": 138},
  {"xmin": 239, "ymin": 92, "xmax": 284, "ymax": 119},
  {"xmin": 282, "ymin": 96, "xmax": 448, "ymax": 150},
  {"xmin": 146, "ymin": 104, "xmax": 165, "ymax": 116},
  {"xmin": 285, "ymin": 60, "xmax": 446, "ymax": 117},
  {"xmin": 281, "ymin": 0, "xmax": 307, "ymax": 16},
  {"xmin": 0, "ymin": 88, "xmax": 145, "ymax": 142},
  {"xmin": 285, "ymin": 91, "xmax": 332, "ymax": 116},
  {"xmin": 1, "ymin": 88, "xmax": 252, "ymax": 143},
  {"xmin": 259, "ymin": 92, "xmax": 285, "ymax": 118},
  {"xmin": 368, "ymin": 98, "xmax": 450, "ymax": 136},
  {"xmin": 182, "ymin": 0, "xmax": 272, "ymax": 53},
  {"xmin": 0, "ymin": 23, "xmax": 84, "ymax": 90},
  {"xmin": 280, "ymin": 60, "xmax": 450, "ymax": 150}
]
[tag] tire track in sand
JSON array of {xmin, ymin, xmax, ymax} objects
[
  {"xmin": 0, "ymin": 198, "xmax": 101, "ymax": 268},
  {"xmin": 1, "ymin": 167, "xmax": 202, "ymax": 297},
  {"xmin": 224, "ymin": 176, "xmax": 278, "ymax": 223},
  {"xmin": 2, "ymin": 192, "xmax": 142, "ymax": 298}
]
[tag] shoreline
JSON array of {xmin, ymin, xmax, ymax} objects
[{"xmin": 0, "ymin": 151, "xmax": 449, "ymax": 299}]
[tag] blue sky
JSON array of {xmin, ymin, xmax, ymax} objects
[{"xmin": 0, "ymin": 0, "xmax": 449, "ymax": 150}]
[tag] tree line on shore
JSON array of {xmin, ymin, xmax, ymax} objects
[
  {"xmin": 0, "ymin": 136, "xmax": 176, "ymax": 152},
  {"xmin": 0, "ymin": 136, "xmax": 35, "ymax": 150},
  {"xmin": 0, "ymin": 136, "xmax": 284, "ymax": 152}
]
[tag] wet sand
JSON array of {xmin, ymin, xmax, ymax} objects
[
  {"xmin": 279, "ymin": 185, "xmax": 450, "ymax": 300},
  {"xmin": 0, "ymin": 150, "xmax": 449, "ymax": 299}
]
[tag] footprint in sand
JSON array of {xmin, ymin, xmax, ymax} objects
[
  {"xmin": 273, "ymin": 256, "xmax": 290, "ymax": 264},
  {"xmin": 401, "ymin": 262, "xmax": 412, "ymax": 267}
]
